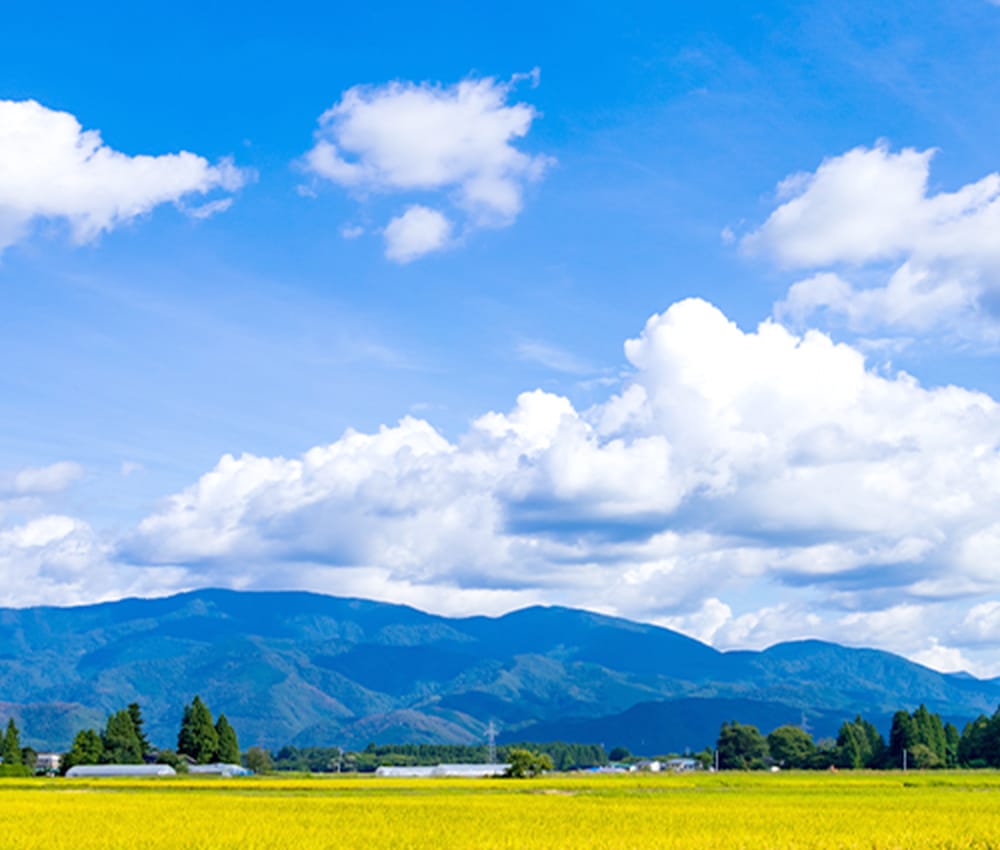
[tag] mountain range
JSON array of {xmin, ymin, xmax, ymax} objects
[{"xmin": 1, "ymin": 589, "xmax": 998, "ymax": 754}]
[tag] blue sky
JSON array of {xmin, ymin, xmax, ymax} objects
[{"xmin": 5, "ymin": 0, "xmax": 1000, "ymax": 675}]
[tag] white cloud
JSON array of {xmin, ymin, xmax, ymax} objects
[
  {"xmin": 5, "ymin": 461, "xmax": 84, "ymax": 495},
  {"xmin": 747, "ymin": 143, "xmax": 1000, "ymax": 337},
  {"xmin": 10, "ymin": 298, "xmax": 1000, "ymax": 674},
  {"xmin": 383, "ymin": 205, "xmax": 452, "ymax": 263},
  {"xmin": 302, "ymin": 73, "xmax": 551, "ymax": 260},
  {"xmin": 0, "ymin": 514, "xmax": 184, "ymax": 608},
  {"xmin": 0, "ymin": 99, "xmax": 250, "ymax": 253},
  {"xmin": 909, "ymin": 639, "xmax": 976, "ymax": 675},
  {"xmin": 105, "ymin": 297, "xmax": 1000, "ymax": 674}
]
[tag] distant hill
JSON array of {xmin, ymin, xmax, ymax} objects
[
  {"xmin": 505, "ymin": 697, "xmax": 860, "ymax": 755},
  {"xmin": 1, "ymin": 589, "xmax": 997, "ymax": 752}
]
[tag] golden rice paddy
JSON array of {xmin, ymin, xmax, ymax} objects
[{"xmin": 5, "ymin": 771, "xmax": 1000, "ymax": 849}]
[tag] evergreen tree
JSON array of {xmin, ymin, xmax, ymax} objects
[
  {"xmin": 102, "ymin": 709, "xmax": 143, "ymax": 764},
  {"xmin": 836, "ymin": 715, "xmax": 886, "ymax": 768},
  {"xmin": 177, "ymin": 703, "xmax": 194, "ymax": 757},
  {"xmin": 911, "ymin": 704, "xmax": 947, "ymax": 766},
  {"xmin": 215, "ymin": 714, "xmax": 240, "ymax": 764},
  {"xmin": 836, "ymin": 721, "xmax": 866, "ymax": 768},
  {"xmin": 178, "ymin": 696, "xmax": 219, "ymax": 764},
  {"xmin": 2, "ymin": 718, "xmax": 22, "ymax": 766},
  {"xmin": 860, "ymin": 716, "xmax": 887, "ymax": 768},
  {"xmin": 944, "ymin": 722, "xmax": 961, "ymax": 768},
  {"xmin": 885, "ymin": 705, "xmax": 948, "ymax": 769},
  {"xmin": 61, "ymin": 729, "xmax": 104, "ymax": 774},
  {"xmin": 888, "ymin": 710, "xmax": 916, "ymax": 768},
  {"xmin": 127, "ymin": 702, "xmax": 152, "ymax": 757},
  {"xmin": 958, "ymin": 709, "xmax": 1000, "ymax": 767}
]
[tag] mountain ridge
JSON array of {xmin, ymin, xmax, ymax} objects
[{"xmin": 1, "ymin": 588, "xmax": 997, "ymax": 752}]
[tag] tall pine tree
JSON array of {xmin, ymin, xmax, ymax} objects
[
  {"xmin": 102, "ymin": 710, "xmax": 143, "ymax": 764},
  {"xmin": 2, "ymin": 718, "xmax": 22, "ymax": 766},
  {"xmin": 888, "ymin": 710, "xmax": 916, "ymax": 767},
  {"xmin": 215, "ymin": 714, "xmax": 240, "ymax": 764},
  {"xmin": 177, "ymin": 696, "xmax": 219, "ymax": 764},
  {"xmin": 127, "ymin": 702, "xmax": 152, "ymax": 758}
]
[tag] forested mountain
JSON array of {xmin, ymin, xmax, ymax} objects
[{"xmin": 1, "ymin": 589, "xmax": 997, "ymax": 751}]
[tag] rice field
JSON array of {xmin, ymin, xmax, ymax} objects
[{"xmin": 4, "ymin": 771, "xmax": 1000, "ymax": 849}]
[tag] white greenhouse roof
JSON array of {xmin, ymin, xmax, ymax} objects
[
  {"xmin": 189, "ymin": 763, "xmax": 252, "ymax": 776},
  {"xmin": 66, "ymin": 764, "xmax": 177, "ymax": 777},
  {"xmin": 375, "ymin": 763, "xmax": 510, "ymax": 778}
]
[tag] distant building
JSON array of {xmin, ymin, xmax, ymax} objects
[
  {"xmin": 35, "ymin": 753, "xmax": 62, "ymax": 773},
  {"xmin": 432, "ymin": 763, "xmax": 510, "ymax": 778},
  {"xmin": 189, "ymin": 763, "xmax": 253, "ymax": 777},
  {"xmin": 66, "ymin": 764, "xmax": 177, "ymax": 778},
  {"xmin": 665, "ymin": 758, "xmax": 698, "ymax": 772},
  {"xmin": 375, "ymin": 763, "xmax": 510, "ymax": 778},
  {"xmin": 375, "ymin": 766, "xmax": 437, "ymax": 778},
  {"xmin": 635, "ymin": 760, "xmax": 662, "ymax": 772}
]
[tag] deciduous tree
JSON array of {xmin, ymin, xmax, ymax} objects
[
  {"xmin": 717, "ymin": 721, "xmax": 768, "ymax": 770},
  {"xmin": 767, "ymin": 725, "xmax": 815, "ymax": 768},
  {"xmin": 61, "ymin": 729, "xmax": 104, "ymax": 773},
  {"xmin": 244, "ymin": 746, "xmax": 272, "ymax": 775}
]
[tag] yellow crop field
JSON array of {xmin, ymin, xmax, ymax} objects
[{"xmin": 4, "ymin": 771, "xmax": 1000, "ymax": 849}]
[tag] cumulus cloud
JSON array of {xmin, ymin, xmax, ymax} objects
[
  {"xmin": 302, "ymin": 73, "xmax": 551, "ymax": 260},
  {"xmin": 0, "ymin": 99, "xmax": 250, "ymax": 253},
  {"xmin": 383, "ymin": 205, "xmax": 453, "ymax": 263},
  {"xmin": 745, "ymin": 143, "xmax": 1000, "ymax": 338},
  {"xmin": 9, "ymin": 299, "xmax": 1000, "ymax": 674},
  {"xmin": 0, "ymin": 514, "xmax": 185, "ymax": 608},
  {"xmin": 100, "ymin": 297, "xmax": 1000, "ymax": 674}
]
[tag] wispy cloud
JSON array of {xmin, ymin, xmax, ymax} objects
[{"xmin": 515, "ymin": 339, "xmax": 593, "ymax": 375}]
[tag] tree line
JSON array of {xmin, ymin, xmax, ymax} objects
[
  {"xmin": 61, "ymin": 696, "xmax": 241, "ymax": 773},
  {"xmin": 272, "ymin": 741, "xmax": 608, "ymax": 772},
  {"xmin": 717, "ymin": 704, "xmax": 1000, "ymax": 769}
]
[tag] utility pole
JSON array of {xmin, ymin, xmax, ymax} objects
[
  {"xmin": 714, "ymin": 749, "xmax": 719, "ymax": 772},
  {"xmin": 487, "ymin": 721, "xmax": 497, "ymax": 765},
  {"xmin": 903, "ymin": 748, "xmax": 908, "ymax": 772}
]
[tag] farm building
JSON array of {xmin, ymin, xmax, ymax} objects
[
  {"xmin": 35, "ymin": 752, "xmax": 62, "ymax": 772},
  {"xmin": 189, "ymin": 763, "xmax": 253, "ymax": 777},
  {"xmin": 375, "ymin": 763, "xmax": 510, "ymax": 778},
  {"xmin": 433, "ymin": 763, "xmax": 510, "ymax": 777},
  {"xmin": 375, "ymin": 766, "xmax": 437, "ymax": 778},
  {"xmin": 66, "ymin": 764, "xmax": 177, "ymax": 778}
]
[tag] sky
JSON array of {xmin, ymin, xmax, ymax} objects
[{"xmin": 4, "ymin": 0, "xmax": 1000, "ymax": 675}]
